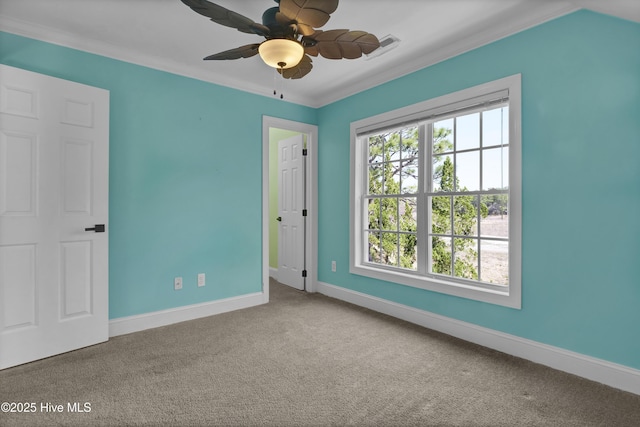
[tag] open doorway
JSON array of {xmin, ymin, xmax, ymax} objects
[{"xmin": 262, "ymin": 117, "xmax": 318, "ymax": 301}]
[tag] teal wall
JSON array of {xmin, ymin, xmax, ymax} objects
[
  {"xmin": 2, "ymin": 9, "xmax": 639, "ymax": 370},
  {"xmin": 316, "ymin": 10, "xmax": 640, "ymax": 369},
  {"xmin": 0, "ymin": 31, "xmax": 317, "ymax": 319}
]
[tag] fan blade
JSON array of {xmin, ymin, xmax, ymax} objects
[
  {"xmin": 204, "ymin": 44, "xmax": 260, "ymax": 60},
  {"xmin": 279, "ymin": 0, "xmax": 339, "ymax": 32},
  {"xmin": 181, "ymin": 0, "xmax": 270, "ymax": 36},
  {"xmin": 308, "ymin": 29, "xmax": 380, "ymax": 59},
  {"xmin": 274, "ymin": 12, "xmax": 314, "ymax": 36},
  {"xmin": 278, "ymin": 55, "xmax": 313, "ymax": 79}
]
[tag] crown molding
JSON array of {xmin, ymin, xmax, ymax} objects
[
  {"xmin": 311, "ymin": 3, "xmax": 579, "ymax": 107},
  {"xmin": 1, "ymin": 2, "xmax": 581, "ymax": 109},
  {"xmin": 0, "ymin": 15, "xmax": 312, "ymax": 107}
]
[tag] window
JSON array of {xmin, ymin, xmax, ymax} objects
[
  {"xmin": 350, "ymin": 75, "xmax": 521, "ymax": 308},
  {"xmin": 366, "ymin": 126, "xmax": 420, "ymax": 270}
]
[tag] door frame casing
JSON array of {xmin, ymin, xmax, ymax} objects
[{"xmin": 262, "ymin": 116, "xmax": 318, "ymax": 301}]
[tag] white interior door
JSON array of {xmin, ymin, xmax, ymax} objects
[
  {"xmin": 0, "ymin": 64, "xmax": 109, "ymax": 369},
  {"xmin": 277, "ymin": 134, "xmax": 305, "ymax": 290}
]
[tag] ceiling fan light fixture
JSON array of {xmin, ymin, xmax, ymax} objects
[{"xmin": 258, "ymin": 39, "xmax": 304, "ymax": 69}]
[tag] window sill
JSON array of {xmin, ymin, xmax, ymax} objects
[{"xmin": 350, "ymin": 263, "xmax": 521, "ymax": 309}]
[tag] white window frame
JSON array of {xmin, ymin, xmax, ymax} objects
[{"xmin": 350, "ymin": 75, "xmax": 521, "ymax": 309}]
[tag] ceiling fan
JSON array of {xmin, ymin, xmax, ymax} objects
[{"xmin": 181, "ymin": 0, "xmax": 380, "ymax": 79}]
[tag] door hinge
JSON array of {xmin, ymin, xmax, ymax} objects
[
  {"xmin": 302, "ymin": 148, "xmax": 308, "ymax": 156},
  {"xmin": 302, "ymin": 209, "xmax": 307, "ymax": 217},
  {"xmin": 302, "ymin": 270, "xmax": 307, "ymax": 277}
]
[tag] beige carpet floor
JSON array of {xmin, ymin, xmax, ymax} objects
[{"xmin": 1, "ymin": 279, "xmax": 639, "ymax": 426}]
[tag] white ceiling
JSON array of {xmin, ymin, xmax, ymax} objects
[{"xmin": 1, "ymin": 0, "xmax": 638, "ymax": 107}]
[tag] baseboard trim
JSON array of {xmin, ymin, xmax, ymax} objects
[
  {"xmin": 269, "ymin": 267, "xmax": 278, "ymax": 281},
  {"xmin": 109, "ymin": 292, "xmax": 265, "ymax": 337},
  {"xmin": 317, "ymin": 281, "xmax": 640, "ymax": 395}
]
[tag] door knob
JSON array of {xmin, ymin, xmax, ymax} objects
[
  {"xmin": 85, "ymin": 224, "xmax": 105, "ymax": 233},
  {"xmin": 276, "ymin": 217, "xmax": 282, "ymax": 222}
]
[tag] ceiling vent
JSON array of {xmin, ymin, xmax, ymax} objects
[{"xmin": 365, "ymin": 35, "xmax": 400, "ymax": 60}]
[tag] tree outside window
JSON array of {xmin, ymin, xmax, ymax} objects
[{"xmin": 365, "ymin": 107, "xmax": 509, "ymax": 285}]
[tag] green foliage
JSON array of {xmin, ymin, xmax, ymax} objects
[
  {"xmin": 482, "ymin": 193, "xmax": 508, "ymax": 217},
  {"xmin": 431, "ymin": 155, "xmax": 482, "ymax": 279},
  {"xmin": 367, "ymin": 128, "xmax": 418, "ymax": 269},
  {"xmin": 367, "ymin": 125, "xmax": 489, "ymax": 279}
]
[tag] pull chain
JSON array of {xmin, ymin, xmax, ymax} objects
[
  {"xmin": 272, "ymin": 63, "xmax": 285, "ymax": 100},
  {"xmin": 279, "ymin": 65, "xmax": 284, "ymax": 99}
]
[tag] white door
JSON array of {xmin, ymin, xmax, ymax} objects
[
  {"xmin": 277, "ymin": 134, "xmax": 305, "ymax": 290},
  {"xmin": 0, "ymin": 65, "xmax": 109, "ymax": 369}
]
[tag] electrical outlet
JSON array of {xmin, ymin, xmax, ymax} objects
[
  {"xmin": 197, "ymin": 273, "xmax": 205, "ymax": 287},
  {"xmin": 331, "ymin": 261, "xmax": 336, "ymax": 272},
  {"xmin": 174, "ymin": 277, "xmax": 183, "ymax": 290}
]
